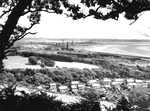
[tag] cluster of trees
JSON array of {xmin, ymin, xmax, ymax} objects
[
  {"xmin": 28, "ymin": 56, "xmax": 55, "ymax": 67},
  {"xmin": 2, "ymin": 63, "xmax": 150, "ymax": 87},
  {"xmin": 28, "ymin": 56, "xmax": 38, "ymax": 65},
  {"xmin": 18, "ymin": 51, "xmax": 74, "ymax": 62}
]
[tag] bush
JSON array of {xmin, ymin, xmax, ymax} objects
[
  {"xmin": 24, "ymin": 68, "xmax": 36, "ymax": 76},
  {"xmin": 32, "ymin": 73, "xmax": 53, "ymax": 85},
  {"xmin": 41, "ymin": 58, "xmax": 55, "ymax": 67},
  {"xmin": 0, "ymin": 72, "xmax": 16, "ymax": 84},
  {"xmin": 128, "ymin": 86, "xmax": 150, "ymax": 111},
  {"xmin": 28, "ymin": 56, "xmax": 38, "ymax": 65},
  {"xmin": 44, "ymin": 54, "xmax": 74, "ymax": 62},
  {"xmin": 80, "ymin": 88, "xmax": 105, "ymax": 101},
  {"xmin": 14, "ymin": 72, "xmax": 24, "ymax": 81}
]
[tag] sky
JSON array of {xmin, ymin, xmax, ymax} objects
[{"xmin": 18, "ymin": 9, "xmax": 150, "ymax": 40}]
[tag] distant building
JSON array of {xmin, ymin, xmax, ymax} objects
[
  {"xmin": 127, "ymin": 82, "xmax": 138, "ymax": 89},
  {"xmin": 77, "ymin": 84, "xmax": 85, "ymax": 91},
  {"xmin": 111, "ymin": 78, "xmax": 124, "ymax": 86},
  {"xmin": 71, "ymin": 81, "xmax": 80, "ymax": 86},
  {"xmin": 114, "ymin": 78, "xmax": 124, "ymax": 83},
  {"xmin": 111, "ymin": 82, "xmax": 120, "ymax": 86},
  {"xmin": 145, "ymin": 80, "xmax": 150, "ymax": 83},
  {"xmin": 37, "ymin": 86, "xmax": 43, "ymax": 90},
  {"xmin": 68, "ymin": 81, "xmax": 80, "ymax": 92},
  {"xmin": 70, "ymin": 85, "xmax": 78, "ymax": 93},
  {"xmin": 141, "ymin": 82, "xmax": 148, "ymax": 88},
  {"xmin": 58, "ymin": 85, "xmax": 69, "ymax": 93},
  {"xmin": 126, "ymin": 78, "xmax": 135, "ymax": 83},
  {"xmin": 49, "ymin": 83, "xmax": 57, "ymax": 92},
  {"xmin": 145, "ymin": 80, "xmax": 150, "ymax": 88},
  {"xmin": 87, "ymin": 79, "xmax": 98, "ymax": 86},
  {"xmin": 135, "ymin": 79, "xmax": 143, "ymax": 83},
  {"xmin": 91, "ymin": 83, "xmax": 101, "ymax": 90},
  {"xmin": 102, "ymin": 78, "xmax": 112, "ymax": 87}
]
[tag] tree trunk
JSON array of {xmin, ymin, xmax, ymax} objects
[
  {"xmin": 0, "ymin": 50, "xmax": 4, "ymax": 73},
  {"xmin": 0, "ymin": 41, "xmax": 6, "ymax": 73},
  {"xmin": 0, "ymin": 0, "xmax": 32, "ymax": 72}
]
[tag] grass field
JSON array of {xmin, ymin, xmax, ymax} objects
[{"xmin": 3, "ymin": 56, "xmax": 98, "ymax": 69}]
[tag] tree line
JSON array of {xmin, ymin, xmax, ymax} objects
[{"xmin": 1, "ymin": 63, "xmax": 150, "ymax": 87}]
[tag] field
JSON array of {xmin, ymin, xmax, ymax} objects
[{"xmin": 3, "ymin": 56, "xmax": 98, "ymax": 69}]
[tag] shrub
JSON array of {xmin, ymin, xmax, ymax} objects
[
  {"xmin": 80, "ymin": 88, "xmax": 105, "ymax": 101},
  {"xmin": 41, "ymin": 58, "xmax": 55, "ymax": 67},
  {"xmin": 15, "ymin": 72, "xmax": 24, "ymax": 81},
  {"xmin": 0, "ymin": 72, "xmax": 16, "ymax": 84},
  {"xmin": 47, "ymin": 54, "xmax": 74, "ymax": 62},
  {"xmin": 18, "ymin": 51, "xmax": 38, "ymax": 57},
  {"xmin": 24, "ymin": 68, "xmax": 36, "ymax": 76},
  {"xmin": 32, "ymin": 73, "xmax": 53, "ymax": 85},
  {"xmin": 128, "ymin": 85, "xmax": 150, "ymax": 111},
  {"xmin": 28, "ymin": 56, "xmax": 38, "ymax": 65}
]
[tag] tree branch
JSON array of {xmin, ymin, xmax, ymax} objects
[
  {"xmin": 5, "ymin": 31, "xmax": 37, "ymax": 51},
  {"xmin": 22, "ymin": 8, "xmax": 55, "ymax": 16},
  {"xmin": 0, "ymin": 0, "xmax": 17, "ymax": 19},
  {"xmin": 5, "ymin": 21, "xmax": 38, "ymax": 50},
  {"xmin": 137, "ymin": 30, "xmax": 150, "ymax": 38},
  {"xmin": 15, "ymin": 32, "xmax": 37, "ymax": 41},
  {"xmin": 129, "ymin": 18, "xmax": 138, "ymax": 25},
  {"xmin": 129, "ymin": 12, "xmax": 144, "ymax": 25},
  {"xmin": 13, "ymin": 22, "xmax": 38, "ymax": 41},
  {"xmin": 0, "ymin": 10, "xmax": 12, "ymax": 19},
  {"xmin": 95, "ymin": 6, "xmax": 101, "ymax": 12}
]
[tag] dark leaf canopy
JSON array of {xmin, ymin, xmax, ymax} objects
[
  {"xmin": 78, "ymin": 0, "xmax": 150, "ymax": 20},
  {"xmin": 0, "ymin": 0, "xmax": 150, "ymax": 52}
]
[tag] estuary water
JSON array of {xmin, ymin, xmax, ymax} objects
[{"xmin": 86, "ymin": 42, "xmax": 150, "ymax": 58}]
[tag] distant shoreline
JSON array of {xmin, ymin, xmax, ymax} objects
[
  {"xmin": 86, "ymin": 45, "xmax": 150, "ymax": 59},
  {"xmin": 19, "ymin": 37, "xmax": 150, "ymax": 43},
  {"xmin": 25, "ymin": 37, "xmax": 150, "ymax": 40}
]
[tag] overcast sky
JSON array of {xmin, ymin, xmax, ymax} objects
[{"xmin": 19, "ymin": 10, "xmax": 150, "ymax": 40}]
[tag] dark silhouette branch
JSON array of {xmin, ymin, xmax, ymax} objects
[
  {"xmin": 0, "ymin": 10, "xmax": 12, "ymax": 18},
  {"xmin": 129, "ymin": 12, "xmax": 144, "ymax": 25},
  {"xmin": 0, "ymin": 5, "xmax": 13, "ymax": 19},
  {"xmin": 16, "ymin": 32, "xmax": 37, "ymax": 41},
  {"xmin": 15, "ymin": 22, "xmax": 38, "ymax": 39},
  {"xmin": 130, "ymin": 18, "xmax": 138, "ymax": 25},
  {"xmin": 5, "ymin": 31, "xmax": 37, "ymax": 51},
  {"xmin": 5, "ymin": 22, "xmax": 38, "ymax": 50},
  {"xmin": 137, "ymin": 30, "xmax": 150, "ymax": 38},
  {"xmin": 0, "ymin": 0, "xmax": 17, "ymax": 19},
  {"xmin": 4, "ymin": 31, "xmax": 36, "ymax": 55},
  {"xmin": 141, "ymin": 33, "xmax": 150, "ymax": 37},
  {"xmin": 22, "ymin": 8, "xmax": 56, "ymax": 16},
  {"xmin": 95, "ymin": 6, "xmax": 101, "ymax": 12}
]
